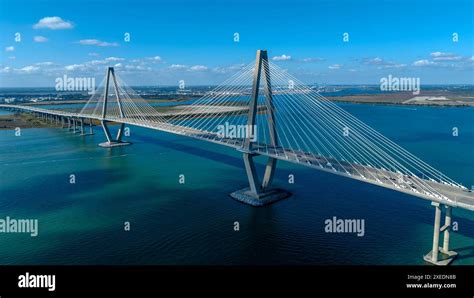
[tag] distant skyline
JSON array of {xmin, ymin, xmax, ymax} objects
[{"xmin": 0, "ymin": 0, "xmax": 473, "ymax": 87}]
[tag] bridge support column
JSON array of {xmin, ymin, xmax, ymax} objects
[
  {"xmin": 79, "ymin": 119, "xmax": 84, "ymax": 135},
  {"xmin": 230, "ymin": 152, "xmax": 290, "ymax": 206},
  {"xmin": 72, "ymin": 118, "xmax": 77, "ymax": 134},
  {"xmin": 89, "ymin": 118, "xmax": 94, "ymax": 135},
  {"xmin": 79, "ymin": 118, "xmax": 94, "ymax": 136},
  {"xmin": 98, "ymin": 67, "xmax": 130, "ymax": 148},
  {"xmin": 229, "ymin": 50, "xmax": 290, "ymax": 206},
  {"xmin": 99, "ymin": 120, "xmax": 130, "ymax": 147},
  {"xmin": 423, "ymin": 203, "xmax": 458, "ymax": 265}
]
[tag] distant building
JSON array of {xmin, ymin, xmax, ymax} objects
[{"xmin": 177, "ymin": 88, "xmax": 192, "ymax": 95}]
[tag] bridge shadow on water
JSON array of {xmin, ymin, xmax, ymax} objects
[
  {"xmin": 131, "ymin": 132, "xmax": 474, "ymax": 242},
  {"xmin": 455, "ymin": 245, "xmax": 474, "ymax": 262},
  {"xmin": 132, "ymin": 133, "xmax": 245, "ymax": 169},
  {"xmin": 2, "ymin": 135, "xmax": 474, "ymax": 264}
]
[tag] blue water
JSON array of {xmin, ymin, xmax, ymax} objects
[{"xmin": 0, "ymin": 103, "xmax": 473, "ymax": 265}]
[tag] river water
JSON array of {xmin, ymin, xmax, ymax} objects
[{"xmin": 0, "ymin": 103, "xmax": 473, "ymax": 265}]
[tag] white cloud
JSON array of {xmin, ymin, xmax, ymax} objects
[
  {"xmin": 77, "ymin": 39, "xmax": 119, "ymax": 47},
  {"xmin": 469, "ymin": 56, "xmax": 474, "ymax": 61},
  {"xmin": 124, "ymin": 64, "xmax": 151, "ymax": 71},
  {"xmin": 211, "ymin": 64, "xmax": 247, "ymax": 74},
  {"xmin": 33, "ymin": 16, "xmax": 73, "ymax": 30},
  {"xmin": 364, "ymin": 57, "xmax": 407, "ymax": 69},
  {"xmin": 430, "ymin": 52, "xmax": 462, "ymax": 61},
  {"xmin": 430, "ymin": 51, "xmax": 445, "ymax": 57},
  {"xmin": 33, "ymin": 36, "xmax": 48, "ymax": 42},
  {"xmin": 8, "ymin": 56, "xmax": 15, "ymax": 60},
  {"xmin": 0, "ymin": 66, "xmax": 12, "ymax": 73},
  {"xmin": 364, "ymin": 57, "xmax": 387, "ymax": 65},
  {"xmin": 366, "ymin": 57, "xmax": 383, "ymax": 64},
  {"xmin": 20, "ymin": 65, "xmax": 40, "ymax": 73},
  {"xmin": 35, "ymin": 61, "xmax": 54, "ymax": 66},
  {"xmin": 169, "ymin": 64, "xmax": 187, "ymax": 69},
  {"xmin": 148, "ymin": 56, "xmax": 162, "ymax": 62},
  {"xmin": 413, "ymin": 59, "xmax": 434, "ymax": 66},
  {"xmin": 189, "ymin": 65, "xmax": 208, "ymax": 71},
  {"xmin": 5, "ymin": 46, "xmax": 14, "ymax": 52},
  {"xmin": 328, "ymin": 64, "xmax": 342, "ymax": 70},
  {"xmin": 105, "ymin": 57, "xmax": 125, "ymax": 61},
  {"xmin": 88, "ymin": 60, "xmax": 108, "ymax": 65},
  {"xmin": 88, "ymin": 53, "xmax": 99, "ymax": 57},
  {"xmin": 272, "ymin": 54, "xmax": 291, "ymax": 61},
  {"xmin": 384, "ymin": 63, "xmax": 406, "ymax": 69},
  {"xmin": 64, "ymin": 64, "xmax": 85, "ymax": 71},
  {"xmin": 302, "ymin": 57, "xmax": 324, "ymax": 62}
]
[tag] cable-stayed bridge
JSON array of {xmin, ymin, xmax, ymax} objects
[{"xmin": 1, "ymin": 50, "xmax": 473, "ymax": 265}]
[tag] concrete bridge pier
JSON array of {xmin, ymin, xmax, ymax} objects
[
  {"xmin": 72, "ymin": 118, "xmax": 77, "ymax": 134},
  {"xmin": 79, "ymin": 118, "xmax": 94, "ymax": 136},
  {"xmin": 229, "ymin": 50, "xmax": 290, "ymax": 206},
  {"xmin": 68, "ymin": 118, "xmax": 74, "ymax": 132},
  {"xmin": 231, "ymin": 151, "xmax": 291, "ymax": 206},
  {"xmin": 79, "ymin": 118, "xmax": 84, "ymax": 135},
  {"xmin": 99, "ymin": 120, "xmax": 130, "ymax": 147},
  {"xmin": 424, "ymin": 202, "xmax": 458, "ymax": 265},
  {"xmin": 88, "ymin": 118, "xmax": 94, "ymax": 135}
]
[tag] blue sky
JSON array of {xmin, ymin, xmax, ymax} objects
[{"xmin": 0, "ymin": 0, "xmax": 473, "ymax": 87}]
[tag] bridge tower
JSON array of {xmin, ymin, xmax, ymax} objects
[
  {"xmin": 230, "ymin": 50, "xmax": 291, "ymax": 206},
  {"xmin": 98, "ymin": 67, "xmax": 131, "ymax": 148}
]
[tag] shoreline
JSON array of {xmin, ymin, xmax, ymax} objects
[
  {"xmin": 9, "ymin": 92, "xmax": 474, "ymax": 108},
  {"xmin": 1, "ymin": 95, "xmax": 473, "ymax": 130},
  {"xmin": 326, "ymin": 98, "xmax": 474, "ymax": 107}
]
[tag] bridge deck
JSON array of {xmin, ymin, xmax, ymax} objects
[{"xmin": 2, "ymin": 104, "xmax": 473, "ymax": 211}]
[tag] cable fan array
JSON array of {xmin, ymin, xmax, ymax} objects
[{"xmin": 78, "ymin": 62, "xmax": 467, "ymax": 203}]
